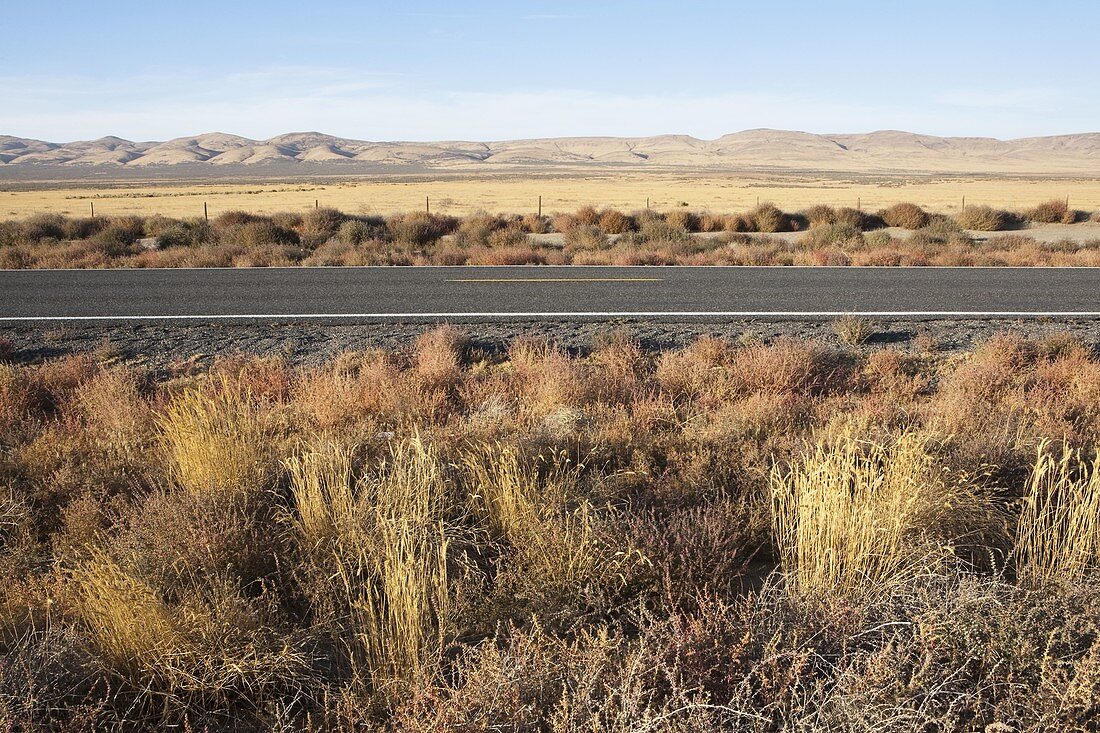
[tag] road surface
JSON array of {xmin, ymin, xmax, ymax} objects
[{"xmin": 0, "ymin": 266, "xmax": 1098, "ymax": 320}]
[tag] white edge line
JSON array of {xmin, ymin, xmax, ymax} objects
[{"xmin": 3, "ymin": 312, "xmax": 1100, "ymax": 322}]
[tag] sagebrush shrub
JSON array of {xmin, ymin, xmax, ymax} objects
[{"xmin": 879, "ymin": 203, "xmax": 930, "ymax": 229}]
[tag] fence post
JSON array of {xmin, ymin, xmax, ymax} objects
[
  {"xmin": 538, "ymin": 195, "xmax": 542, "ymax": 218},
  {"xmin": 426, "ymin": 196, "xmax": 430, "ymax": 214},
  {"xmin": 90, "ymin": 201, "xmax": 95, "ymax": 219},
  {"xmin": 203, "ymin": 201, "xmax": 208, "ymax": 221}
]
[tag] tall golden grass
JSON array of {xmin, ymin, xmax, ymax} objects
[
  {"xmin": 158, "ymin": 378, "xmax": 274, "ymax": 499},
  {"xmin": 1015, "ymin": 440, "xmax": 1100, "ymax": 586},
  {"xmin": 771, "ymin": 431, "xmax": 975, "ymax": 597},
  {"xmin": 286, "ymin": 437, "xmax": 450, "ymax": 697}
]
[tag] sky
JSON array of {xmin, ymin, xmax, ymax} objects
[{"xmin": 3, "ymin": 0, "xmax": 1098, "ymax": 142}]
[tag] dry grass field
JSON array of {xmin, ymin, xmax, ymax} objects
[
  {"xmin": 4, "ymin": 172, "xmax": 1100, "ymax": 220},
  {"xmin": 1, "ymin": 328, "xmax": 1100, "ymax": 731}
]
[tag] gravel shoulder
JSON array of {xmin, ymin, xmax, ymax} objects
[{"xmin": 5, "ymin": 317, "xmax": 1100, "ymax": 368}]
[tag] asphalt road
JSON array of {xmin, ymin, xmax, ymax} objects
[{"xmin": 1, "ymin": 266, "xmax": 1098, "ymax": 320}]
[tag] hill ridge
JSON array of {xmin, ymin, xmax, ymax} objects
[{"xmin": 2, "ymin": 129, "xmax": 1100, "ymax": 174}]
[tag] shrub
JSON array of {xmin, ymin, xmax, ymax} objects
[
  {"xmin": 596, "ymin": 208, "xmax": 634, "ymax": 234},
  {"xmin": 1027, "ymin": 199, "xmax": 1077, "ymax": 224},
  {"xmin": 302, "ymin": 207, "xmax": 344, "ymax": 235},
  {"xmin": 520, "ymin": 213, "xmax": 549, "ymax": 234},
  {"xmin": 20, "ymin": 213, "xmax": 67, "ymax": 242},
  {"xmin": 337, "ymin": 219, "xmax": 374, "ymax": 245},
  {"xmin": 802, "ymin": 204, "xmax": 838, "ymax": 228},
  {"xmin": 154, "ymin": 220, "xmax": 213, "ymax": 249},
  {"xmin": 956, "ymin": 205, "xmax": 1019, "ymax": 231},
  {"xmin": 453, "ymin": 211, "xmax": 505, "ymax": 247},
  {"xmin": 747, "ymin": 202, "xmax": 790, "ymax": 233},
  {"xmin": 563, "ymin": 225, "xmax": 609, "ymax": 250},
  {"xmin": 697, "ymin": 213, "xmax": 728, "ymax": 232},
  {"xmin": 235, "ymin": 220, "xmax": 299, "ymax": 248},
  {"xmin": 91, "ymin": 217, "xmax": 145, "ymax": 253},
  {"xmin": 573, "ymin": 206, "xmax": 600, "ymax": 226},
  {"xmin": 800, "ymin": 222, "xmax": 864, "ymax": 249},
  {"xmin": 879, "ymin": 203, "xmax": 930, "ymax": 229},
  {"xmin": 387, "ymin": 212, "xmax": 454, "ymax": 245},
  {"xmin": 664, "ymin": 210, "xmax": 700, "ymax": 232},
  {"xmin": 638, "ymin": 219, "xmax": 690, "ymax": 243},
  {"xmin": 487, "ymin": 226, "xmax": 529, "ymax": 248}
]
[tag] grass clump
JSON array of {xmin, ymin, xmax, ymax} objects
[
  {"xmin": 286, "ymin": 438, "xmax": 451, "ymax": 698},
  {"xmin": 771, "ymin": 432, "xmax": 979, "ymax": 598},
  {"xmin": 833, "ymin": 315, "xmax": 874, "ymax": 345},
  {"xmin": 158, "ymin": 379, "xmax": 275, "ymax": 499},
  {"xmin": 1015, "ymin": 441, "xmax": 1100, "ymax": 586}
]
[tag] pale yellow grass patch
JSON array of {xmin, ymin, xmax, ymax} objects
[{"xmin": 5, "ymin": 172, "xmax": 1099, "ymax": 219}]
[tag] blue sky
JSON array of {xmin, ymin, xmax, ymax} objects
[{"xmin": 3, "ymin": 0, "xmax": 1097, "ymax": 141}]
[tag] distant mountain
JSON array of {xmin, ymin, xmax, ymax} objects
[{"xmin": 2, "ymin": 129, "xmax": 1099, "ymax": 174}]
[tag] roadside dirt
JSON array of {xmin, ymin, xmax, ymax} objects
[{"xmin": 4, "ymin": 317, "xmax": 1099, "ymax": 368}]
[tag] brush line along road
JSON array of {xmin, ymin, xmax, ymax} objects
[{"xmin": 0, "ymin": 267, "xmax": 1098, "ymax": 320}]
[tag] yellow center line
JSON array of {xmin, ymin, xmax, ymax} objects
[{"xmin": 447, "ymin": 277, "xmax": 664, "ymax": 283}]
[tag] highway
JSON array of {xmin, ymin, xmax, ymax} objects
[{"xmin": 0, "ymin": 266, "xmax": 1098, "ymax": 320}]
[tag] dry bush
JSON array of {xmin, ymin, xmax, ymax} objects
[
  {"xmin": 453, "ymin": 210, "xmax": 504, "ymax": 247},
  {"xmin": 596, "ymin": 208, "xmax": 634, "ymax": 234},
  {"xmin": 747, "ymin": 202, "xmax": 791, "ymax": 233},
  {"xmin": 729, "ymin": 339, "xmax": 836, "ymax": 396},
  {"xmin": 879, "ymin": 203, "xmax": 930, "ymax": 229},
  {"xmin": 663, "ymin": 209, "xmax": 700, "ymax": 232},
  {"xmin": 387, "ymin": 212, "xmax": 454, "ymax": 245},
  {"xmin": 697, "ymin": 212, "xmax": 728, "ymax": 232},
  {"xmin": 638, "ymin": 218, "xmax": 690, "ymax": 243},
  {"xmin": 655, "ymin": 335, "xmax": 735, "ymax": 402},
  {"xmin": 507, "ymin": 337, "xmax": 590, "ymax": 418},
  {"xmin": 772, "ymin": 431, "xmax": 982, "ymax": 598},
  {"xmin": 833, "ymin": 315, "xmax": 874, "ymax": 345},
  {"xmin": 802, "ymin": 204, "xmax": 838, "ymax": 228},
  {"xmin": 562, "ymin": 224, "xmax": 609, "ymax": 250},
  {"xmin": 158, "ymin": 379, "xmax": 275, "ymax": 500},
  {"xmin": 414, "ymin": 325, "xmax": 468, "ymax": 391},
  {"xmin": 233, "ymin": 220, "xmax": 300, "ymax": 248},
  {"xmin": 572, "ymin": 206, "xmax": 600, "ymax": 227},
  {"xmin": 1015, "ymin": 441, "xmax": 1100, "ymax": 586},
  {"xmin": 800, "ymin": 222, "xmax": 864, "ymax": 250},
  {"xmin": 956, "ymin": 205, "xmax": 1018, "ymax": 231},
  {"xmin": 1027, "ymin": 199, "xmax": 1076, "ymax": 224},
  {"xmin": 337, "ymin": 218, "xmax": 383, "ymax": 245}
]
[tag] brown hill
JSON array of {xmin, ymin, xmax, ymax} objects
[{"xmin": 2, "ymin": 129, "xmax": 1099, "ymax": 174}]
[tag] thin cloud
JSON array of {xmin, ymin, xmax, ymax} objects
[{"xmin": 0, "ymin": 68, "xmax": 1092, "ymax": 142}]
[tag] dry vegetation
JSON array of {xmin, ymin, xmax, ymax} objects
[
  {"xmin": 1, "ymin": 328, "xmax": 1100, "ymax": 730},
  {"xmin": 1, "ymin": 200, "xmax": 1099, "ymax": 268}
]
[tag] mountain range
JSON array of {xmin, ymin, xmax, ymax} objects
[{"xmin": 2, "ymin": 129, "xmax": 1099, "ymax": 174}]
